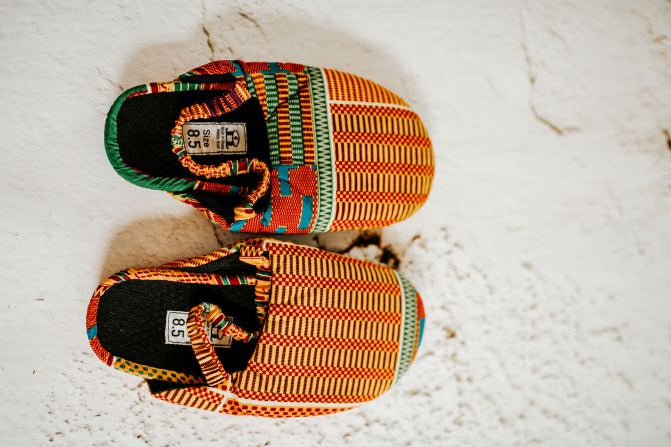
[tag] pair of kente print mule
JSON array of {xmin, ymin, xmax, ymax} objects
[{"xmin": 87, "ymin": 60, "xmax": 433, "ymax": 417}]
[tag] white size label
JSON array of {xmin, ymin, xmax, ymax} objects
[
  {"xmin": 182, "ymin": 122, "xmax": 247, "ymax": 155},
  {"xmin": 165, "ymin": 310, "xmax": 232, "ymax": 348}
]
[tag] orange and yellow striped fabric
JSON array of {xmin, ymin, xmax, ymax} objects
[
  {"xmin": 87, "ymin": 238, "xmax": 425, "ymax": 417},
  {"xmin": 167, "ymin": 61, "xmax": 434, "ymax": 233},
  {"xmin": 323, "ymin": 68, "xmax": 434, "ymax": 230}
]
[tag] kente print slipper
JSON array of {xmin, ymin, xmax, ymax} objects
[
  {"xmin": 105, "ymin": 60, "xmax": 433, "ymax": 233},
  {"xmin": 86, "ymin": 239, "xmax": 425, "ymax": 417}
]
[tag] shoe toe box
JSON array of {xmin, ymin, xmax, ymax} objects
[{"xmin": 323, "ymin": 68, "xmax": 434, "ymax": 230}]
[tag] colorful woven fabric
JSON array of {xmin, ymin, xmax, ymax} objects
[
  {"xmin": 106, "ymin": 60, "xmax": 434, "ymax": 233},
  {"xmin": 86, "ymin": 238, "xmax": 425, "ymax": 417}
]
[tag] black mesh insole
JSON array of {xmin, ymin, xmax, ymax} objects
[
  {"xmin": 115, "ymin": 87, "xmax": 271, "ymax": 223},
  {"xmin": 96, "ymin": 265, "xmax": 262, "ymax": 377}
]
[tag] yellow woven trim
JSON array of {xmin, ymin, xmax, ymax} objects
[
  {"xmin": 113, "ymin": 357, "xmax": 204, "ymax": 385},
  {"xmin": 187, "ymin": 304, "xmax": 231, "ymax": 387}
]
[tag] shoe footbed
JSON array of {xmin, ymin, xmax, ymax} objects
[
  {"xmin": 115, "ymin": 88, "xmax": 271, "ymax": 222},
  {"xmin": 95, "ymin": 254, "xmax": 261, "ymax": 377}
]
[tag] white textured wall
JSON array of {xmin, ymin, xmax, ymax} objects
[{"xmin": 1, "ymin": 0, "xmax": 670, "ymax": 445}]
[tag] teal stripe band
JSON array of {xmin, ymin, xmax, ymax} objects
[
  {"xmin": 263, "ymin": 73, "xmax": 280, "ymax": 166},
  {"xmin": 277, "ymin": 166, "xmax": 292, "ymax": 196},
  {"xmin": 396, "ymin": 272, "xmax": 418, "ymax": 379},
  {"xmin": 287, "ymin": 75, "xmax": 304, "ymax": 164}
]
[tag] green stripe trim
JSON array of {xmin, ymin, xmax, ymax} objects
[
  {"xmin": 104, "ymin": 84, "xmax": 196, "ymax": 191},
  {"xmin": 287, "ymin": 75, "xmax": 304, "ymax": 164},
  {"xmin": 307, "ymin": 66, "xmax": 335, "ymax": 232},
  {"xmin": 394, "ymin": 272, "xmax": 418, "ymax": 380},
  {"xmin": 217, "ymin": 274, "xmax": 251, "ymax": 285},
  {"xmin": 245, "ymin": 74, "xmax": 257, "ymax": 97},
  {"xmin": 263, "ymin": 73, "xmax": 280, "ymax": 166}
]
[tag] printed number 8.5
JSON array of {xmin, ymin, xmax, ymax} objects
[
  {"xmin": 187, "ymin": 129, "xmax": 201, "ymax": 148},
  {"xmin": 172, "ymin": 317, "xmax": 185, "ymax": 337}
]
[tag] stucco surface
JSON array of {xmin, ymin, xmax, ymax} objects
[{"xmin": 0, "ymin": 1, "xmax": 670, "ymax": 445}]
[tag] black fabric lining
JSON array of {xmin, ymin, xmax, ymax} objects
[
  {"xmin": 117, "ymin": 92, "xmax": 270, "ymax": 179},
  {"xmin": 96, "ymin": 256, "xmax": 261, "ymax": 377},
  {"xmin": 188, "ymin": 187, "xmax": 270, "ymax": 219},
  {"xmin": 115, "ymin": 85, "xmax": 271, "ymax": 223}
]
